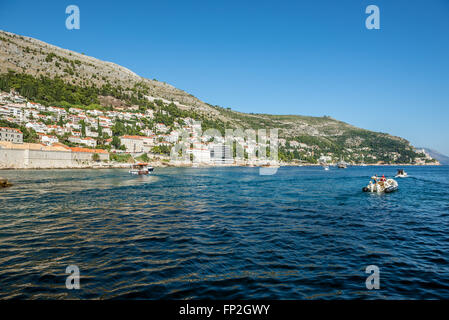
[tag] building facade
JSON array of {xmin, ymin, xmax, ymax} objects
[
  {"xmin": 0, "ymin": 127, "xmax": 23, "ymax": 144},
  {"xmin": 210, "ymin": 144, "xmax": 233, "ymax": 164}
]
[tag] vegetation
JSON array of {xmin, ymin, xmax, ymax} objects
[
  {"xmin": 110, "ymin": 153, "xmax": 133, "ymax": 163},
  {"xmin": 0, "ymin": 71, "xmax": 99, "ymax": 106},
  {"xmin": 151, "ymin": 145, "xmax": 171, "ymax": 156},
  {"xmin": 135, "ymin": 153, "xmax": 150, "ymax": 162}
]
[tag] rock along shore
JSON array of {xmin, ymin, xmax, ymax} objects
[{"xmin": 0, "ymin": 177, "xmax": 13, "ymax": 188}]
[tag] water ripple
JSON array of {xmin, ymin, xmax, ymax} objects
[{"xmin": 1, "ymin": 166, "xmax": 449, "ymax": 299}]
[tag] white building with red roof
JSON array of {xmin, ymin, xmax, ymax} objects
[{"xmin": 0, "ymin": 127, "xmax": 23, "ymax": 144}]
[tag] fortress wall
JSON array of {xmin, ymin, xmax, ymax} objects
[
  {"xmin": 0, "ymin": 148, "xmax": 109, "ymax": 168},
  {"xmin": 27, "ymin": 149, "xmax": 73, "ymax": 168},
  {"xmin": 0, "ymin": 148, "xmax": 25, "ymax": 168}
]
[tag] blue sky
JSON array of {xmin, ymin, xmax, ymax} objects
[{"xmin": 1, "ymin": 0, "xmax": 448, "ymax": 154}]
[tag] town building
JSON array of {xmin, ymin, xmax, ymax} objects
[
  {"xmin": 120, "ymin": 135, "xmax": 145, "ymax": 153},
  {"xmin": 210, "ymin": 144, "xmax": 233, "ymax": 164},
  {"xmin": 80, "ymin": 137, "xmax": 97, "ymax": 148},
  {"xmin": 191, "ymin": 147, "xmax": 211, "ymax": 164},
  {"xmin": 38, "ymin": 133, "xmax": 59, "ymax": 146},
  {"xmin": 0, "ymin": 127, "xmax": 23, "ymax": 144}
]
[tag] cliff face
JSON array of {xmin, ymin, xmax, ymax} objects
[{"xmin": 0, "ymin": 30, "xmax": 434, "ymax": 164}]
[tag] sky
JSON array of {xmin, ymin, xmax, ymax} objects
[{"xmin": 1, "ymin": 0, "xmax": 448, "ymax": 154}]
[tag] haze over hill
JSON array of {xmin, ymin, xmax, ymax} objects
[
  {"xmin": 418, "ymin": 148, "xmax": 449, "ymax": 165},
  {"xmin": 0, "ymin": 30, "xmax": 438, "ymax": 164}
]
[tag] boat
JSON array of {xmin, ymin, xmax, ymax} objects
[
  {"xmin": 259, "ymin": 163, "xmax": 280, "ymax": 175},
  {"xmin": 395, "ymin": 169, "xmax": 408, "ymax": 178},
  {"xmin": 129, "ymin": 163, "xmax": 154, "ymax": 175},
  {"xmin": 337, "ymin": 161, "xmax": 347, "ymax": 168},
  {"xmin": 363, "ymin": 176, "xmax": 398, "ymax": 193},
  {"xmin": 324, "ymin": 166, "xmax": 329, "ymax": 171}
]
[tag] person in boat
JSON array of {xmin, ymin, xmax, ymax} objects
[
  {"xmin": 372, "ymin": 174, "xmax": 378, "ymax": 184},
  {"xmin": 379, "ymin": 174, "xmax": 386, "ymax": 187}
]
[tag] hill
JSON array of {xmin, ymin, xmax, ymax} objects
[
  {"xmin": 418, "ymin": 148, "xmax": 449, "ymax": 165},
  {"xmin": 0, "ymin": 30, "xmax": 437, "ymax": 164}
]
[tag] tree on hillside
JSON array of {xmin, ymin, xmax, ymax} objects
[
  {"xmin": 80, "ymin": 120, "xmax": 86, "ymax": 137},
  {"xmin": 97, "ymin": 118, "xmax": 102, "ymax": 136}
]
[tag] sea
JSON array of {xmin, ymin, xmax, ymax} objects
[{"xmin": 0, "ymin": 166, "xmax": 448, "ymax": 299}]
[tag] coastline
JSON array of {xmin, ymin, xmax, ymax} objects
[{"xmin": 0, "ymin": 162, "xmax": 441, "ymax": 170}]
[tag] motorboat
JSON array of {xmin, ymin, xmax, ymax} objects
[
  {"xmin": 363, "ymin": 176, "xmax": 398, "ymax": 193},
  {"xmin": 337, "ymin": 161, "xmax": 347, "ymax": 168},
  {"xmin": 129, "ymin": 163, "xmax": 154, "ymax": 175},
  {"xmin": 395, "ymin": 169, "xmax": 408, "ymax": 178},
  {"xmin": 323, "ymin": 165, "xmax": 329, "ymax": 171}
]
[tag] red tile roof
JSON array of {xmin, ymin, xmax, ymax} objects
[
  {"xmin": 0, "ymin": 127, "xmax": 22, "ymax": 133},
  {"xmin": 68, "ymin": 147, "xmax": 108, "ymax": 154}
]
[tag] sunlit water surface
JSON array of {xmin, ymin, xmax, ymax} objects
[{"xmin": 1, "ymin": 166, "xmax": 448, "ymax": 299}]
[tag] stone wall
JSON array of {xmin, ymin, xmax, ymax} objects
[
  {"xmin": 0, "ymin": 148, "xmax": 24, "ymax": 168},
  {"xmin": 0, "ymin": 148, "xmax": 109, "ymax": 169}
]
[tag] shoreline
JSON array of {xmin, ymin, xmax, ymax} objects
[{"xmin": 0, "ymin": 162, "xmax": 442, "ymax": 171}]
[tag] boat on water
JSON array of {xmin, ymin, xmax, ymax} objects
[
  {"xmin": 363, "ymin": 176, "xmax": 398, "ymax": 193},
  {"xmin": 395, "ymin": 169, "xmax": 408, "ymax": 178},
  {"xmin": 260, "ymin": 163, "xmax": 280, "ymax": 168},
  {"xmin": 337, "ymin": 161, "xmax": 347, "ymax": 168},
  {"xmin": 129, "ymin": 163, "xmax": 154, "ymax": 175}
]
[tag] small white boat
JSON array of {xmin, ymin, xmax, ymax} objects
[
  {"xmin": 129, "ymin": 163, "xmax": 154, "ymax": 175},
  {"xmin": 324, "ymin": 165, "xmax": 329, "ymax": 171},
  {"xmin": 363, "ymin": 176, "xmax": 398, "ymax": 193},
  {"xmin": 395, "ymin": 169, "xmax": 408, "ymax": 178}
]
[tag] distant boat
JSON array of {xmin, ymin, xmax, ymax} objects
[
  {"xmin": 395, "ymin": 169, "xmax": 408, "ymax": 178},
  {"xmin": 337, "ymin": 161, "xmax": 347, "ymax": 168},
  {"xmin": 324, "ymin": 166, "xmax": 330, "ymax": 171},
  {"xmin": 261, "ymin": 163, "xmax": 279, "ymax": 168},
  {"xmin": 129, "ymin": 163, "xmax": 154, "ymax": 175}
]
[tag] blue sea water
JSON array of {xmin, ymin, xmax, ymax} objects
[{"xmin": 0, "ymin": 166, "xmax": 448, "ymax": 299}]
